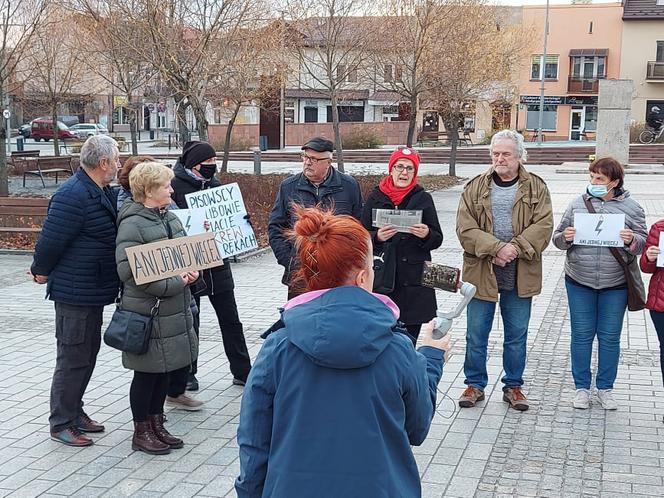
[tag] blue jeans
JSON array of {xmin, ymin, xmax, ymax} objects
[
  {"xmin": 463, "ymin": 289, "xmax": 532, "ymax": 390},
  {"xmin": 565, "ymin": 279, "xmax": 627, "ymax": 390}
]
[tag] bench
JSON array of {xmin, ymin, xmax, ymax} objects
[
  {"xmin": 417, "ymin": 130, "xmax": 449, "ymax": 146},
  {"xmin": 0, "ymin": 197, "xmax": 48, "ymax": 235},
  {"xmin": 8, "ymin": 150, "xmax": 40, "ymax": 171},
  {"xmin": 23, "ymin": 156, "xmax": 75, "ymax": 188}
]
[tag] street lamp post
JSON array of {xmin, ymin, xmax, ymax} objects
[{"xmin": 537, "ymin": 0, "xmax": 550, "ymax": 145}]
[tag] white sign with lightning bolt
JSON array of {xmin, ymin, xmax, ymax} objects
[{"xmin": 573, "ymin": 213, "xmax": 624, "ymax": 247}]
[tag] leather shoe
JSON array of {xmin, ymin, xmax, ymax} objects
[
  {"xmin": 51, "ymin": 427, "xmax": 93, "ymax": 447},
  {"xmin": 503, "ymin": 387, "xmax": 530, "ymax": 411},
  {"xmin": 232, "ymin": 378, "xmax": 246, "ymax": 387},
  {"xmin": 76, "ymin": 413, "xmax": 105, "ymax": 433}
]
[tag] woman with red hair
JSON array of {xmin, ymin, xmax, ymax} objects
[
  {"xmin": 361, "ymin": 146, "xmax": 444, "ymax": 343},
  {"xmin": 235, "ymin": 206, "xmax": 450, "ymax": 498}
]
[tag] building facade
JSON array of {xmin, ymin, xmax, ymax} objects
[
  {"xmin": 516, "ymin": 3, "xmax": 624, "ymax": 141},
  {"xmin": 620, "ymin": 0, "xmax": 664, "ymax": 126}
]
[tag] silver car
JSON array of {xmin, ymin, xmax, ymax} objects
[{"xmin": 69, "ymin": 123, "xmax": 109, "ymax": 140}]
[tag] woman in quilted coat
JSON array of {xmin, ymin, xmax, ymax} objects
[
  {"xmin": 116, "ymin": 162, "xmax": 199, "ymax": 455},
  {"xmin": 640, "ymin": 218, "xmax": 664, "ymax": 423}
]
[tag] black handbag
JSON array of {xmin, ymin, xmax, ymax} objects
[
  {"xmin": 104, "ymin": 295, "xmax": 160, "ymax": 355},
  {"xmin": 373, "ymin": 241, "xmax": 397, "ymax": 294},
  {"xmin": 582, "ymin": 197, "xmax": 646, "ymax": 311}
]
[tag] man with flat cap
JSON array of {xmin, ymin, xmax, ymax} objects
[{"xmin": 268, "ymin": 137, "xmax": 363, "ymax": 299}]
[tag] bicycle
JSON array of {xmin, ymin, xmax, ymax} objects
[{"xmin": 638, "ymin": 125, "xmax": 664, "ymax": 144}]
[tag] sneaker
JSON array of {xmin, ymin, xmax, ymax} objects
[
  {"xmin": 573, "ymin": 389, "xmax": 590, "ymax": 409},
  {"xmin": 458, "ymin": 385, "xmax": 485, "ymax": 408},
  {"xmin": 597, "ymin": 389, "xmax": 618, "ymax": 410},
  {"xmin": 503, "ymin": 387, "xmax": 530, "ymax": 411},
  {"xmin": 50, "ymin": 426, "xmax": 94, "ymax": 447},
  {"xmin": 186, "ymin": 374, "xmax": 199, "ymax": 392},
  {"xmin": 232, "ymin": 378, "xmax": 246, "ymax": 387},
  {"xmin": 166, "ymin": 394, "xmax": 204, "ymax": 411}
]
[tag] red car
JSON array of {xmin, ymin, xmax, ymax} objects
[{"xmin": 30, "ymin": 119, "xmax": 77, "ymax": 142}]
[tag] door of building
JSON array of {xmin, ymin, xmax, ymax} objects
[{"xmin": 570, "ymin": 108, "xmax": 584, "ymax": 140}]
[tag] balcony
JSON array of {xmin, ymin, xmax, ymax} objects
[
  {"xmin": 646, "ymin": 61, "xmax": 664, "ymax": 81},
  {"xmin": 567, "ymin": 77, "xmax": 600, "ymax": 93}
]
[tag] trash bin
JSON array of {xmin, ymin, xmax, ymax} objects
[
  {"xmin": 16, "ymin": 137, "xmax": 24, "ymax": 151},
  {"xmin": 259, "ymin": 135, "xmax": 268, "ymax": 151},
  {"xmin": 149, "ymin": 130, "xmax": 155, "ymax": 140}
]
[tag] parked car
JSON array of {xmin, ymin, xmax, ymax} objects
[
  {"xmin": 18, "ymin": 122, "xmax": 33, "ymax": 138},
  {"xmin": 30, "ymin": 119, "xmax": 77, "ymax": 142},
  {"xmin": 69, "ymin": 123, "xmax": 109, "ymax": 139}
]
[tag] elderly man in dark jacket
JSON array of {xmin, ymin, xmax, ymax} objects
[
  {"xmin": 30, "ymin": 135, "xmax": 121, "ymax": 447},
  {"xmin": 268, "ymin": 137, "xmax": 363, "ymax": 299}
]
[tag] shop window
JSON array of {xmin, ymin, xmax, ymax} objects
[
  {"xmin": 526, "ymin": 104, "xmax": 557, "ymax": 131},
  {"xmin": 584, "ymin": 107, "xmax": 598, "ymax": 132},
  {"xmin": 327, "ymin": 105, "xmax": 364, "ymax": 122},
  {"xmin": 531, "ymin": 55, "xmax": 559, "ymax": 80}
]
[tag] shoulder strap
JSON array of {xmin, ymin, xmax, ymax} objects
[{"xmin": 583, "ymin": 196, "xmax": 629, "ymax": 271}]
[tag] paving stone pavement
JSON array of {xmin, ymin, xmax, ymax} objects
[{"xmin": 1, "ymin": 163, "xmax": 663, "ymax": 497}]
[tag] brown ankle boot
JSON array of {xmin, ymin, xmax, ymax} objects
[
  {"xmin": 132, "ymin": 421, "xmax": 170, "ymax": 455},
  {"xmin": 148, "ymin": 414, "xmax": 183, "ymax": 449}
]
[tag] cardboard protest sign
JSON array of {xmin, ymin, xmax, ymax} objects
[
  {"xmin": 184, "ymin": 183, "xmax": 258, "ymax": 258},
  {"xmin": 573, "ymin": 213, "xmax": 624, "ymax": 247},
  {"xmin": 658, "ymin": 232, "xmax": 664, "ymax": 268},
  {"xmin": 125, "ymin": 232, "xmax": 223, "ymax": 285},
  {"xmin": 171, "ymin": 208, "xmax": 208, "ymax": 236}
]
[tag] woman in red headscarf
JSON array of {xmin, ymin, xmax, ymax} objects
[{"xmin": 361, "ymin": 146, "xmax": 443, "ymax": 343}]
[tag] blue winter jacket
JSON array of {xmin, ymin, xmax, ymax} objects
[
  {"xmin": 31, "ymin": 168, "xmax": 120, "ymax": 306},
  {"xmin": 235, "ymin": 286, "xmax": 444, "ymax": 498}
]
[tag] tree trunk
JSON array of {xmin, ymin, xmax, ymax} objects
[
  {"xmin": 0, "ymin": 85, "xmax": 8, "ymax": 196},
  {"xmin": 176, "ymin": 103, "xmax": 189, "ymax": 146},
  {"xmin": 52, "ymin": 106, "xmax": 60, "ymax": 157},
  {"xmin": 128, "ymin": 96, "xmax": 138, "ymax": 155},
  {"xmin": 191, "ymin": 102, "xmax": 208, "ymax": 142},
  {"xmin": 447, "ymin": 114, "xmax": 461, "ymax": 177},
  {"xmin": 407, "ymin": 94, "xmax": 418, "ymax": 147},
  {"xmin": 221, "ymin": 103, "xmax": 241, "ymax": 173},
  {"xmin": 330, "ymin": 92, "xmax": 344, "ymax": 172}
]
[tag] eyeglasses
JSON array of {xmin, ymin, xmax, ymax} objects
[
  {"xmin": 301, "ymin": 152, "xmax": 330, "ymax": 165},
  {"xmin": 393, "ymin": 164, "xmax": 415, "ymax": 173}
]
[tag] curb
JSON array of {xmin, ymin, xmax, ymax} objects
[{"xmin": 0, "ymin": 246, "xmax": 274, "ymax": 260}]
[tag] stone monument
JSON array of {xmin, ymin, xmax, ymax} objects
[{"xmin": 596, "ymin": 79, "xmax": 634, "ymax": 166}]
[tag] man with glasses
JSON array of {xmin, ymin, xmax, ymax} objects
[{"xmin": 268, "ymin": 137, "xmax": 363, "ymax": 299}]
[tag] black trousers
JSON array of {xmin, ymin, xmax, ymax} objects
[
  {"xmin": 50, "ymin": 302, "xmax": 103, "ymax": 432},
  {"xmin": 405, "ymin": 324, "xmax": 422, "ymax": 346},
  {"xmin": 192, "ymin": 291, "xmax": 251, "ymax": 382},
  {"xmin": 130, "ymin": 371, "xmax": 169, "ymax": 422},
  {"xmin": 650, "ymin": 310, "xmax": 664, "ymax": 386},
  {"xmin": 167, "ymin": 366, "xmax": 190, "ymax": 398}
]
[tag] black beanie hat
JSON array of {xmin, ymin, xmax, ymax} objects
[{"xmin": 181, "ymin": 141, "xmax": 217, "ymax": 169}]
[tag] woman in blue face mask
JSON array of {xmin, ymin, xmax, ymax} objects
[{"xmin": 553, "ymin": 158, "xmax": 647, "ymax": 411}]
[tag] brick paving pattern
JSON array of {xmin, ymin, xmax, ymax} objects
[{"xmin": 1, "ymin": 164, "xmax": 663, "ymax": 497}]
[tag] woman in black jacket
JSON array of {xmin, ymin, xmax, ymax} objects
[
  {"xmin": 361, "ymin": 146, "xmax": 443, "ymax": 342},
  {"xmin": 168, "ymin": 141, "xmax": 252, "ymax": 398}
]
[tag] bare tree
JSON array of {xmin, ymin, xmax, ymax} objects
[
  {"xmin": 75, "ymin": 4, "xmax": 157, "ymax": 154},
  {"xmin": 212, "ymin": 24, "xmax": 287, "ymax": 172},
  {"xmin": 21, "ymin": 6, "xmax": 99, "ymax": 156},
  {"xmin": 424, "ymin": 2, "xmax": 532, "ymax": 175},
  {"xmin": 286, "ymin": 0, "xmax": 376, "ymax": 171},
  {"xmin": 366, "ymin": 0, "xmax": 454, "ymax": 146},
  {"xmin": 0, "ymin": 0, "xmax": 49, "ymax": 196}
]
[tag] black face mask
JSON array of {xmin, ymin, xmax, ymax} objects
[{"xmin": 199, "ymin": 164, "xmax": 216, "ymax": 179}]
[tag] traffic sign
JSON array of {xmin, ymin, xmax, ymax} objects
[{"xmin": 3, "ymin": 109, "xmax": 10, "ymax": 119}]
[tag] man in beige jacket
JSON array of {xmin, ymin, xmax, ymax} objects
[{"xmin": 456, "ymin": 130, "xmax": 553, "ymax": 411}]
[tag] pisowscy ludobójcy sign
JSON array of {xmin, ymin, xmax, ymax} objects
[
  {"xmin": 125, "ymin": 232, "xmax": 223, "ymax": 285},
  {"xmin": 181, "ymin": 182, "xmax": 258, "ymax": 258}
]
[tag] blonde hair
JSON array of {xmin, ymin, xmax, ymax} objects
[{"xmin": 129, "ymin": 162, "xmax": 174, "ymax": 203}]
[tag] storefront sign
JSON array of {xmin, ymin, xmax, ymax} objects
[
  {"xmin": 566, "ymin": 96, "xmax": 598, "ymax": 106},
  {"xmin": 520, "ymin": 95, "xmax": 565, "ymax": 105}
]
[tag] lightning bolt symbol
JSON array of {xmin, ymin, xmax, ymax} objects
[
  {"xmin": 595, "ymin": 216, "xmax": 604, "ymax": 237},
  {"xmin": 185, "ymin": 215, "xmax": 192, "ymax": 232}
]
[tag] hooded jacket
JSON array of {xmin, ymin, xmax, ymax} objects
[
  {"xmin": 171, "ymin": 161, "xmax": 234, "ymax": 295},
  {"xmin": 235, "ymin": 286, "xmax": 444, "ymax": 498},
  {"xmin": 640, "ymin": 219, "xmax": 664, "ymax": 312},
  {"xmin": 553, "ymin": 190, "xmax": 647, "ymax": 289},
  {"xmin": 115, "ymin": 200, "xmax": 198, "ymax": 373}
]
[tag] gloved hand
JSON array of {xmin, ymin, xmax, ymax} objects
[{"xmin": 244, "ymin": 213, "xmax": 253, "ymax": 229}]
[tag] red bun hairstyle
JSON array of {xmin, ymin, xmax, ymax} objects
[{"xmin": 289, "ymin": 204, "xmax": 371, "ymax": 292}]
